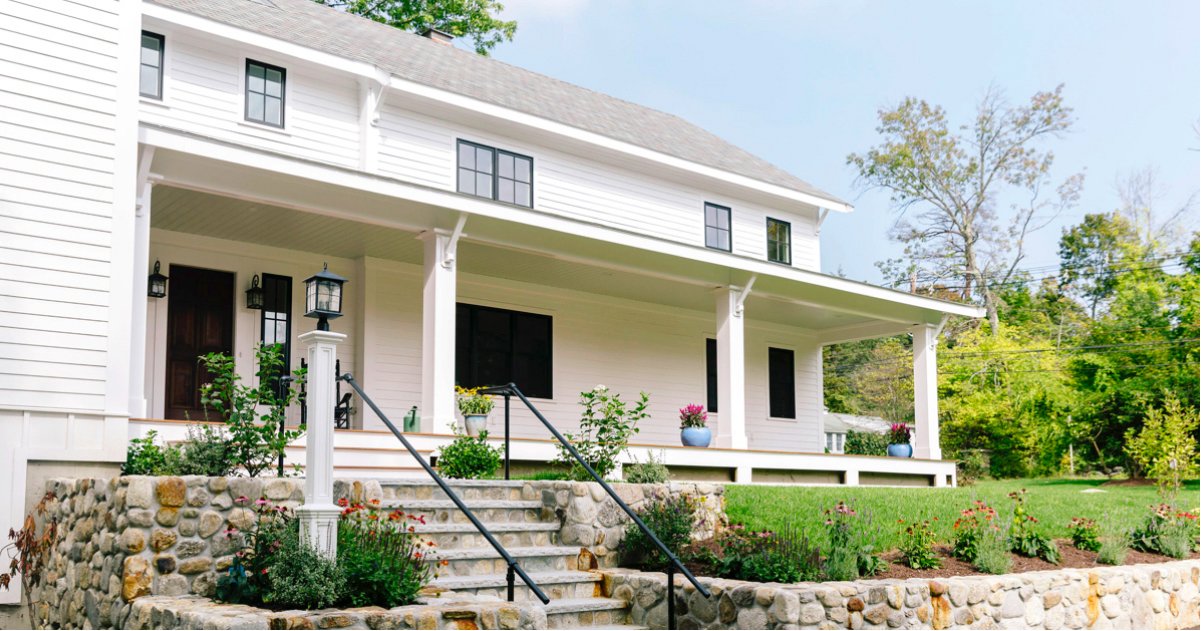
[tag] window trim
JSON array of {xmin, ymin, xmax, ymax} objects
[
  {"xmin": 456, "ymin": 301, "xmax": 553, "ymax": 399},
  {"xmin": 244, "ymin": 58, "xmax": 287, "ymax": 128},
  {"xmin": 140, "ymin": 31, "xmax": 165, "ymax": 100},
  {"xmin": 766, "ymin": 346, "xmax": 797, "ymax": 420},
  {"xmin": 456, "ymin": 139, "xmax": 535, "ymax": 208},
  {"xmin": 704, "ymin": 202, "xmax": 732, "ymax": 252},
  {"xmin": 766, "ymin": 217, "xmax": 792, "ymax": 266}
]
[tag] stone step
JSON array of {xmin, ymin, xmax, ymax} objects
[
  {"xmin": 543, "ymin": 597, "xmax": 631, "ymax": 629},
  {"xmin": 414, "ymin": 522, "xmax": 560, "ymax": 549},
  {"xmin": 430, "ymin": 570, "xmax": 602, "ymax": 602},
  {"xmin": 430, "ymin": 545, "xmax": 584, "ymax": 576},
  {"xmin": 378, "ymin": 479, "xmax": 531, "ymax": 502},
  {"xmin": 380, "ymin": 499, "xmax": 549, "ymax": 526}
]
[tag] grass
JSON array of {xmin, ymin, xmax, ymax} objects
[{"xmin": 725, "ymin": 478, "xmax": 1201, "ymax": 552}]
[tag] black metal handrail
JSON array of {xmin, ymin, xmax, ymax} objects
[
  {"xmin": 478, "ymin": 383, "xmax": 710, "ymax": 629},
  {"xmin": 338, "ymin": 373, "xmax": 550, "ymax": 605}
]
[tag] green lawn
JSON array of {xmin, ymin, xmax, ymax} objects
[{"xmin": 725, "ymin": 478, "xmax": 1201, "ymax": 551}]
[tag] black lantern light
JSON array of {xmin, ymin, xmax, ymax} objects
[
  {"xmin": 147, "ymin": 260, "xmax": 168, "ymax": 298},
  {"xmin": 245, "ymin": 274, "xmax": 264, "ymax": 310},
  {"xmin": 304, "ymin": 263, "xmax": 346, "ymax": 331}
]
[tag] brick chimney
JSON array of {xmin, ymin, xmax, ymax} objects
[{"xmin": 420, "ymin": 28, "xmax": 454, "ymax": 45}]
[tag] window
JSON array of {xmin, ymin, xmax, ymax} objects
[
  {"xmin": 245, "ymin": 60, "xmax": 285, "ymax": 127},
  {"xmin": 140, "ymin": 31, "xmax": 165, "ymax": 99},
  {"xmin": 825, "ymin": 432, "xmax": 846, "ymax": 454},
  {"xmin": 456, "ymin": 303, "xmax": 552, "ymax": 398},
  {"xmin": 767, "ymin": 218, "xmax": 791, "ymax": 265},
  {"xmin": 705, "ymin": 338, "xmax": 718, "ymax": 413},
  {"xmin": 704, "ymin": 203, "xmax": 731, "ymax": 251},
  {"xmin": 260, "ymin": 274, "xmax": 292, "ymax": 396},
  {"xmin": 457, "ymin": 140, "xmax": 533, "ymax": 207},
  {"xmin": 768, "ymin": 347, "xmax": 795, "ymax": 419}
]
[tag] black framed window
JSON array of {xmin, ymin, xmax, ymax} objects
[
  {"xmin": 767, "ymin": 218, "xmax": 791, "ymax": 265},
  {"xmin": 457, "ymin": 140, "xmax": 533, "ymax": 208},
  {"xmin": 705, "ymin": 338, "xmax": 718, "ymax": 413},
  {"xmin": 456, "ymin": 303, "xmax": 552, "ymax": 398},
  {"xmin": 768, "ymin": 347, "xmax": 796, "ymax": 419},
  {"xmin": 140, "ymin": 31, "xmax": 165, "ymax": 99},
  {"xmin": 705, "ymin": 203, "xmax": 731, "ymax": 251},
  {"xmin": 245, "ymin": 59, "xmax": 285, "ymax": 127},
  {"xmin": 260, "ymin": 274, "xmax": 292, "ymax": 395}
]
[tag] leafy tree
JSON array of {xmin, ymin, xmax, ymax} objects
[
  {"xmin": 315, "ymin": 0, "xmax": 516, "ymax": 55},
  {"xmin": 1125, "ymin": 395, "xmax": 1200, "ymax": 501},
  {"xmin": 1058, "ymin": 212, "xmax": 1143, "ymax": 317},
  {"xmin": 847, "ymin": 85, "xmax": 1083, "ymax": 333}
]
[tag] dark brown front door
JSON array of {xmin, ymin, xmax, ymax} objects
[{"xmin": 165, "ymin": 265, "xmax": 234, "ymax": 420}]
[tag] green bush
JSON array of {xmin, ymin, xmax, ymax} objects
[
  {"xmin": 1131, "ymin": 504, "xmax": 1199, "ymax": 559},
  {"xmin": 215, "ymin": 497, "xmax": 296, "ymax": 605},
  {"xmin": 821, "ymin": 501, "xmax": 885, "ymax": 580},
  {"xmin": 972, "ymin": 522, "xmax": 1012, "ymax": 574},
  {"xmin": 714, "ymin": 523, "xmax": 820, "ymax": 583},
  {"xmin": 1068, "ymin": 517, "xmax": 1101, "ymax": 552},
  {"xmin": 956, "ymin": 449, "xmax": 990, "ymax": 486},
  {"xmin": 263, "ymin": 536, "xmax": 345, "ymax": 610},
  {"xmin": 436, "ymin": 428, "xmax": 503, "ymax": 479},
  {"xmin": 1096, "ymin": 520, "xmax": 1131, "ymax": 565},
  {"xmin": 1125, "ymin": 396, "xmax": 1199, "ymax": 502},
  {"xmin": 897, "ymin": 519, "xmax": 941, "ymax": 570},
  {"xmin": 337, "ymin": 500, "xmax": 434, "ymax": 608},
  {"xmin": 554, "ymin": 386, "xmax": 649, "ymax": 481},
  {"xmin": 625, "ymin": 451, "xmax": 670, "ymax": 484},
  {"xmin": 1007, "ymin": 490, "xmax": 1059, "ymax": 564},
  {"xmin": 844, "ymin": 430, "xmax": 887, "ymax": 456},
  {"xmin": 619, "ymin": 495, "xmax": 694, "ymax": 570},
  {"xmin": 173, "ymin": 424, "xmax": 237, "ymax": 476},
  {"xmin": 123, "ymin": 430, "xmax": 179, "ymax": 475}
]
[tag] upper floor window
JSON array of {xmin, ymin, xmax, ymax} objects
[
  {"xmin": 139, "ymin": 31, "xmax": 165, "ymax": 99},
  {"xmin": 704, "ymin": 203, "xmax": 731, "ymax": 251},
  {"xmin": 457, "ymin": 140, "xmax": 533, "ymax": 207},
  {"xmin": 245, "ymin": 60, "xmax": 285, "ymax": 127},
  {"xmin": 767, "ymin": 218, "xmax": 791, "ymax": 265}
]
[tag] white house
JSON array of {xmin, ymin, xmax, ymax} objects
[{"xmin": 1, "ymin": 0, "xmax": 984, "ymax": 597}]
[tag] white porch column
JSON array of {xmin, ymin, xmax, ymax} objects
[
  {"xmin": 128, "ymin": 180, "xmax": 152, "ymax": 418},
  {"xmin": 298, "ymin": 329, "xmax": 345, "ymax": 558},
  {"xmin": 912, "ymin": 324, "xmax": 941, "ymax": 460},
  {"xmin": 420, "ymin": 232, "xmax": 457, "ymax": 433},
  {"xmin": 715, "ymin": 288, "xmax": 747, "ymax": 449}
]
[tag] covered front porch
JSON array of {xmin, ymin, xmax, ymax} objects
[{"xmin": 129, "ymin": 138, "xmax": 977, "ymax": 486}]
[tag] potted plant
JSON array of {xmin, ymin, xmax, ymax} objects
[
  {"xmin": 455, "ymin": 386, "xmax": 494, "ymax": 437},
  {"xmin": 887, "ymin": 423, "xmax": 912, "ymax": 458},
  {"xmin": 679, "ymin": 403, "xmax": 711, "ymax": 447}
]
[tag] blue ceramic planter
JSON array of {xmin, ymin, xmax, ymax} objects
[
  {"xmin": 681, "ymin": 427, "xmax": 712, "ymax": 447},
  {"xmin": 887, "ymin": 443, "xmax": 913, "ymax": 458}
]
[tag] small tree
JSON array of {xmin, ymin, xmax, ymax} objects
[
  {"xmin": 199, "ymin": 344, "xmax": 306, "ymax": 477},
  {"xmin": 554, "ymin": 386, "xmax": 649, "ymax": 480},
  {"xmin": 1125, "ymin": 395, "xmax": 1200, "ymax": 501}
]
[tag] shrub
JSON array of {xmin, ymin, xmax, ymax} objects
[
  {"xmin": 1096, "ymin": 520, "xmax": 1131, "ymax": 566},
  {"xmin": 625, "ymin": 451, "xmax": 670, "ymax": 484},
  {"xmin": 678, "ymin": 404, "xmax": 707, "ymax": 429},
  {"xmin": 199, "ymin": 344, "xmax": 305, "ymax": 477},
  {"xmin": 263, "ymin": 535, "xmax": 346, "ymax": 610},
  {"xmin": 714, "ymin": 523, "xmax": 821, "ymax": 583},
  {"xmin": 620, "ymin": 495, "xmax": 694, "ymax": 570},
  {"xmin": 1131, "ymin": 504, "xmax": 1200, "ymax": 559},
  {"xmin": 455, "ymin": 386, "xmax": 494, "ymax": 415},
  {"xmin": 952, "ymin": 500, "xmax": 997, "ymax": 562},
  {"xmin": 436, "ymin": 428, "xmax": 503, "ymax": 479},
  {"xmin": 973, "ymin": 521, "xmax": 1012, "ymax": 574},
  {"xmin": 956, "ymin": 449, "xmax": 990, "ymax": 486},
  {"xmin": 173, "ymin": 424, "xmax": 237, "ymax": 476},
  {"xmin": 1007, "ymin": 490, "xmax": 1059, "ymax": 564},
  {"xmin": 555, "ymin": 386, "xmax": 649, "ymax": 481},
  {"xmin": 822, "ymin": 501, "xmax": 885, "ymax": 580},
  {"xmin": 1124, "ymin": 395, "xmax": 1199, "ymax": 502},
  {"xmin": 337, "ymin": 499, "xmax": 436, "ymax": 608},
  {"xmin": 123, "ymin": 430, "xmax": 179, "ymax": 475},
  {"xmin": 844, "ymin": 430, "xmax": 887, "ymax": 456},
  {"xmin": 1067, "ymin": 517, "xmax": 1101, "ymax": 553},
  {"xmin": 897, "ymin": 519, "xmax": 941, "ymax": 570},
  {"xmin": 216, "ymin": 497, "xmax": 295, "ymax": 605}
]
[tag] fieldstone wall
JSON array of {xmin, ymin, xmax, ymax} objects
[
  {"xmin": 604, "ymin": 560, "xmax": 1200, "ymax": 630},
  {"xmin": 531, "ymin": 480, "xmax": 726, "ymax": 567}
]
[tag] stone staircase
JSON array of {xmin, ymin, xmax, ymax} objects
[{"xmin": 376, "ymin": 479, "xmax": 645, "ymax": 630}]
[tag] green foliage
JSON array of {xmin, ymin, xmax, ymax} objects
[
  {"xmin": 712, "ymin": 523, "xmax": 821, "ymax": 583},
  {"xmin": 951, "ymin": 500, "xmax": 997, "ymax": 563},
  {"xmin": 844, "ymin": 430, "xmax": 888, "ymax": 456},
  {"xmin": 821, "ymin": 501, "xmax": 885, "ymax": 580},
  {"xmin": 173, "ymin": 424, "xmax": 237, "ymax": 476},
  {"xmin": 436, "ymin": 428, "xmax": 503, "ymax": 479},
  {"xmin": 1007, "ymin": 489, "xmax": 1059, "ymax": 564},
  {"xmin": 955, "ymin": 449, "xmax": 991, "ymax": 486},
  {"xmin": 123, "ymin": 430, "xmax": 179, "ymax": 475},
  {"xmin": 972, "ymin": 521, "xmax": 1013, "ymax": 575},
  {"xmin": 554, "ymin": 386, "xmax": 649, "ymax": 481},
  {"xmin": 1131, "ymin": 504, "xmax": 1199, "ymax": 559},
  {"xmin": 619, "ymin": 495, "xmax": 694, "ymax": 570},
  {"xmin": 1067, "ymin": 517, "xmax": 1101, "ymax": 552},
  {"xmin": 337, "ymin": 501, "xmax": 435, "ymax": 608},
  {"xmin": 454, "ymin": 386, "xmax": 495, "ymax": 415},
  {"xmin": 1124, "ymin": 395, "xmax": 1199, "ymax": 501},
  {"xmin": 199, "ymin": 344, "xmax": 305, "ymax": 477},
  {"xmin": 897, "ymin": 519, "xmax": 941, "ymax": 570},
  {"xmin": 312, "ymin": 0, "xmax": 516, "ymax": 55},
  {"xmin": 1059, "ymin": 212, "xmax": 1143, "ymax": 317},
  {"xmin": 216, "ymin": 498, "xmax": 295, "ymax": 605},
  {"xmin": 263, "ymin": 536, "xmax": 346, "ymax": 610},
  {"xmin": 624, "ymin": 451, "xmax": 670, "ymax": 485},
  {"xmin": 1096, "ymin": 520, "xmax": 1131, "ymax": 566}
]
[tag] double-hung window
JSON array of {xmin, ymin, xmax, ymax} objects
[
  {"xmin": 768, "ymin": 347, "xmax": 796, "ymax": 419},
  {"xmin": 704, "ymin": 203, "xmax": 731, "ymax": 251},
  {"xmin": 456, "ymin": 303, "xmax": 552, "ymax": 398},
  {"xmin": 140, "ymin": 32, "xmax": 165, "ymax": 99},
  {"xmin": 245, "ymin": 60, "xmax": 285, "ymax": 127},
  {"xmin": 767, "ymin": 218, "xmax": 791, "ymax": 265},
  {"xmin": 457, "ymin": 140, "xmax": 533, "ymax": 207}
]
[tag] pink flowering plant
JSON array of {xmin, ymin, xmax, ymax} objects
[
  {"xmin": 678, "ymin": 403, "xmax": 708, "ymax": 429},
  {"xmin": 822, "ymin": 501, "xmax": 885, "ymax": 580},
  {"xmin": 887, "ymin": 423, "xmax": 911, "ymax": 444}
]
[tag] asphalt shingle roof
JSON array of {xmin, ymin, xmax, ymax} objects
[{"xmin": 150, "ymin": 0, "xmax": 847, "ymax": 204}]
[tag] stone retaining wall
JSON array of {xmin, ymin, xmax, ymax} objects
[{"xmin": 603, "ymin": 561, "xmax": 1200, "ymax": 630}]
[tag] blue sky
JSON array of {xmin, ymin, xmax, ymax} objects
[{"xmin": 489, "ymin": 0, "xmax": 1200, "ymax": 284}]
